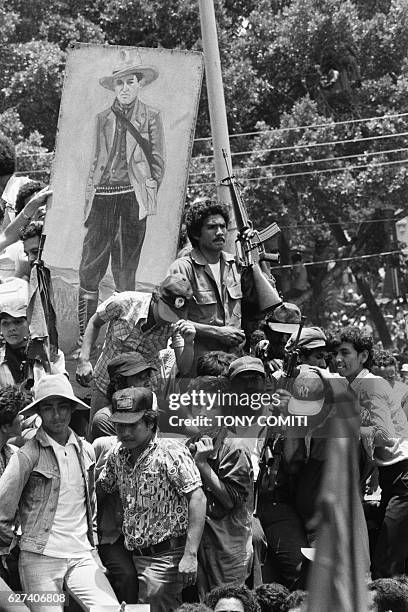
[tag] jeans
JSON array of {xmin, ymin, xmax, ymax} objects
[
  {"xmin": 98, "ymin": 538, "xmax": 138, "ymax": 604},
  {"xmin": 19, "ymin": 551, "xmax": 118, "ymax": 612},
  {"xmin": 132, "ymin": 546, "xmax": 184, "ymax": 612}
]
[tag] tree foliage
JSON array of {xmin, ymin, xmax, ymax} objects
[{"xmin": 1, "ymin": 0, "xmax": 408, "ymax": 336}]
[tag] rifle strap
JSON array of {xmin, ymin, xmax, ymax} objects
[{"xmin": 111, "ymin": 105, "xmax": 156, "ymax": 176}]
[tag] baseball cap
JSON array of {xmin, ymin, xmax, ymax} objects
[
  {"xmin": 20, "ymin": 374, "xmax": 89, "ymax": 417},
  {"xmin": 107, "ymin": 353, "xmax": 157, "ymax": 379},
  {"xmin": 401, "ymin": 364, "xmax": 408, "ymax": 372},
  {"xmin": 228, "ymin": 356, "xmax": 266, "ymax": 380},
  {"xmin": 0, "ymin": 277, "xmax": 29, "ymax": 319},
  {"xmin": 265, "ymin": 302, "xmax": 302, "ymax": 334},
  {"xmin": 109, "ymin": 387, "xmax": 158, "ymax": 424},
  {"xmin": 285, "ymin": 327, "xmax": 327, "ymax": 352},
  {"xmin": 288, "ymin": 368, "xmax": 325, "ymax": 416},
  {"xmin": 156, "ymin": 273, "xmax": 193, "ymax": 324}
]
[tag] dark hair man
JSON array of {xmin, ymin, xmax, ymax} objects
[
  {"xmin": 285, "ymin": 326, "xmax": 328, "ymax": 369},
  {"xmin": 368, "ymin": 578, "xmax": 408, "ymax": 612},
  {"xmin": 0, "ymin": 374, "xmax": 119, "ymax": 610},
  {"xmin": 204, "ymin": 584, "xmax": 260, "ymax": 612},
  {"xmin": 169, "ymin": 199, "xmax": 246, "ymax": 374},
  {"xmin": 97, "ymin": 387, "xmax": 206, "ymax": 612},
  {"xmin": 15, "ymin": 181, "xmax": 46, "ymax": 216},
  {"xmin": 196, "ymin": 350, "xmax": 237, "ymax": 376},
  {"xmin": 332, "ymin": 326, "xmax": 408, "ymax": 578},
  {"xmin": 254, "ymin": 582, "xmax": 290, "ymax": 612},
  {"xmin": 77, "ymin": 52, "xmax": 165, "ymax": 340},
  {"xmin": 20, "ymin": 221, "xmax": 43, "ymax": 268}
]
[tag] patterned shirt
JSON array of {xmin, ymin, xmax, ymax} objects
[
  {"xmin": 93, "ymin": 292, "xmax": 179, "ymax": 395},
  {"xmin": 98, "ymin": 436, "xmax": 202, "ymax": 550}
]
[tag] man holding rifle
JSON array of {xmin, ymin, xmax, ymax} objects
[{"xmin": 169, "ymin": 199, "xmax": 246, "ymax": 375}]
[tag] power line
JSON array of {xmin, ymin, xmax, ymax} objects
[
  {"xmin": 193, "ymin": 112, "xmax": 408, "ymax": 142},
  {"xmin": 271, "ymin": 248, "xmax": 405, "ymax": 270},
  {"xmin": 189, "ymin": 147, "xmax": 408, "ymax": 177},
  {"xmin": 192, "ymin": 131, "xmax": 408, "ymax": 161},
  {"xmin": 188, "ymin": 156, "xmax": 408, "ymax": 187}
]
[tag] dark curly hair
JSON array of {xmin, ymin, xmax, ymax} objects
[
  {"xmin": 0, "ymin": 385, "xmax": 32, "ymax": 427},
  {"xmin": 0, "ymin": 133, "xmax": 15, "ymax": 176},
  {"xmin": 368, "ymin": 578, "xmax": 408, "ymax": 612},
  {"xmin": 372, "ymin": 349, "xmax": 397, "ymax": 369},
  {"xmin": 196, "ymin": 351, "xmax": 238, "ymax": 376},
  {"xmin": 255, "ymin": 582, "xmax": 290, "ymax": 612},
  {"xmin": 20, "ymin": 220, "xmax": 43, "ymax": 242},
  {"xmin": 204, "ymin": 584, "xmax": 260, "ymax": 612},
  {"xmin": 330, "ymin": 325, "xmax": 374, "ymax": 370},
  {"xmin": 15, "ymin": 180, "xmax": 46, "ymax": 215},
  {"xmin": 184, "ymin": 199, "xmax": 230, "ymax": 247}
]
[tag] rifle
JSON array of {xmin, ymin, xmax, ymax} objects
[
  {"xmin": 254, "ymin": 316, "xmax": 306, "ymax": 516},
  {"xmin": 221, "ymin": 150, "xmax": 281, "ymax": 271},
  {"xmin": 221, "ymin": 150, "xmax": 282, "ymax": 313}
]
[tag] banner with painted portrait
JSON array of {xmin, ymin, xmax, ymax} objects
[{"xmin": 44, "ymin": 44, "xmax": 203, "ymax": 352}]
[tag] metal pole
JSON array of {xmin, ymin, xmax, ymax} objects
[{"xmin": 198, "ymin": 0, "xmax": 236, "ymax": 235}]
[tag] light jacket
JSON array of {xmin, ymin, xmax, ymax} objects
[
  {"xmin": 0, "ymin": 427, "xmax": 97, "ymax": 555},
  {"xmin": 84, "ymin": 99, "xmax": 165, "ymax": 222}
]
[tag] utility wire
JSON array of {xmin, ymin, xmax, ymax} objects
[
  {"xmin": 270, "ymin": 248, "xmax": 405, "ymax": 270},
  {"xmin": 189, "ymin": 147, "xmax": 408, "ymax": 177},
  {"xmin": 192, "ymin": 131, "xmax": 408, "ymax": 161},
  {"xmin": 193, "ymin": 112, "xmax": 408, "ymax": 142},
  {"xmin": 188, "ymin": 157, "xmax": 408, "ymax": 187}
]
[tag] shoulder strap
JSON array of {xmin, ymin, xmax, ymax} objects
[{"xmin": 111, "ymin": 105, "xmax": 156, "ymax": 175}]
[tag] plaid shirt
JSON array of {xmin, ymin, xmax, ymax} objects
[
  {"xmin": 93, "ymin": 292, "xmax": 177, "ymax": 395},
  {"xmin": 98, "ymin": 436, "xmax": 202, "ymax": 550}
]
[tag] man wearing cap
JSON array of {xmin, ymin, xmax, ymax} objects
[
  {"xmin": 285, "ymin": 326, "xmax": 328, "ymax": 369},
  {"xmin": 228, "ymin": 356, "xmax": 269, "ymax": 589},
  {"xmin": 0, "ymin": 277, "xmax": 66, "ymax": 390},
  {"xmin": 258, "ymin": 302, "xmax": 302, "ymax": 380},
  {"xmin": 77, "ymin": 51, "xmax": 165, "ymax": 338},
  {"xmin": 76, "ymin": 272, "xmax": 196, "ymax": 426},
  {"xmin": 91, "ymin": 351, "xmax": 157, "ymax": 440},
  {"xmin": 0, "ymin": 374, "xmax": 119, "ymax": 611},
  {"xmin": 169, "ymin": 199, "xmax": 247, "ymax": 375},
  {"xmin": 98, "ymin": 387, "xmax": 206, "ymax": 612}
]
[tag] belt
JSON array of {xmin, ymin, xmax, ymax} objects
[
  {"xmin": 95, "ymin": 185, "xmax": 133, "ymax": 195},
  {"xmin": 132, "ymin": 534, "xmax": 186, "ymax": 557}
]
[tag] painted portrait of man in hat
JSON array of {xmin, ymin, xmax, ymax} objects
[{"xmin": 77, "ymin": 50, "xmax": 166, "ymax": 339}]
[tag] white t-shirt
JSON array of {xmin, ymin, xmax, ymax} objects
[{"xmin": 42, "ymin": 431, "xmax": 92, "ymax": 557}]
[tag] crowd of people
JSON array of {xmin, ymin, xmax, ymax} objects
[{"xmin": 2, "ymin": 132, "xmax": 408, "ymax": 612}]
